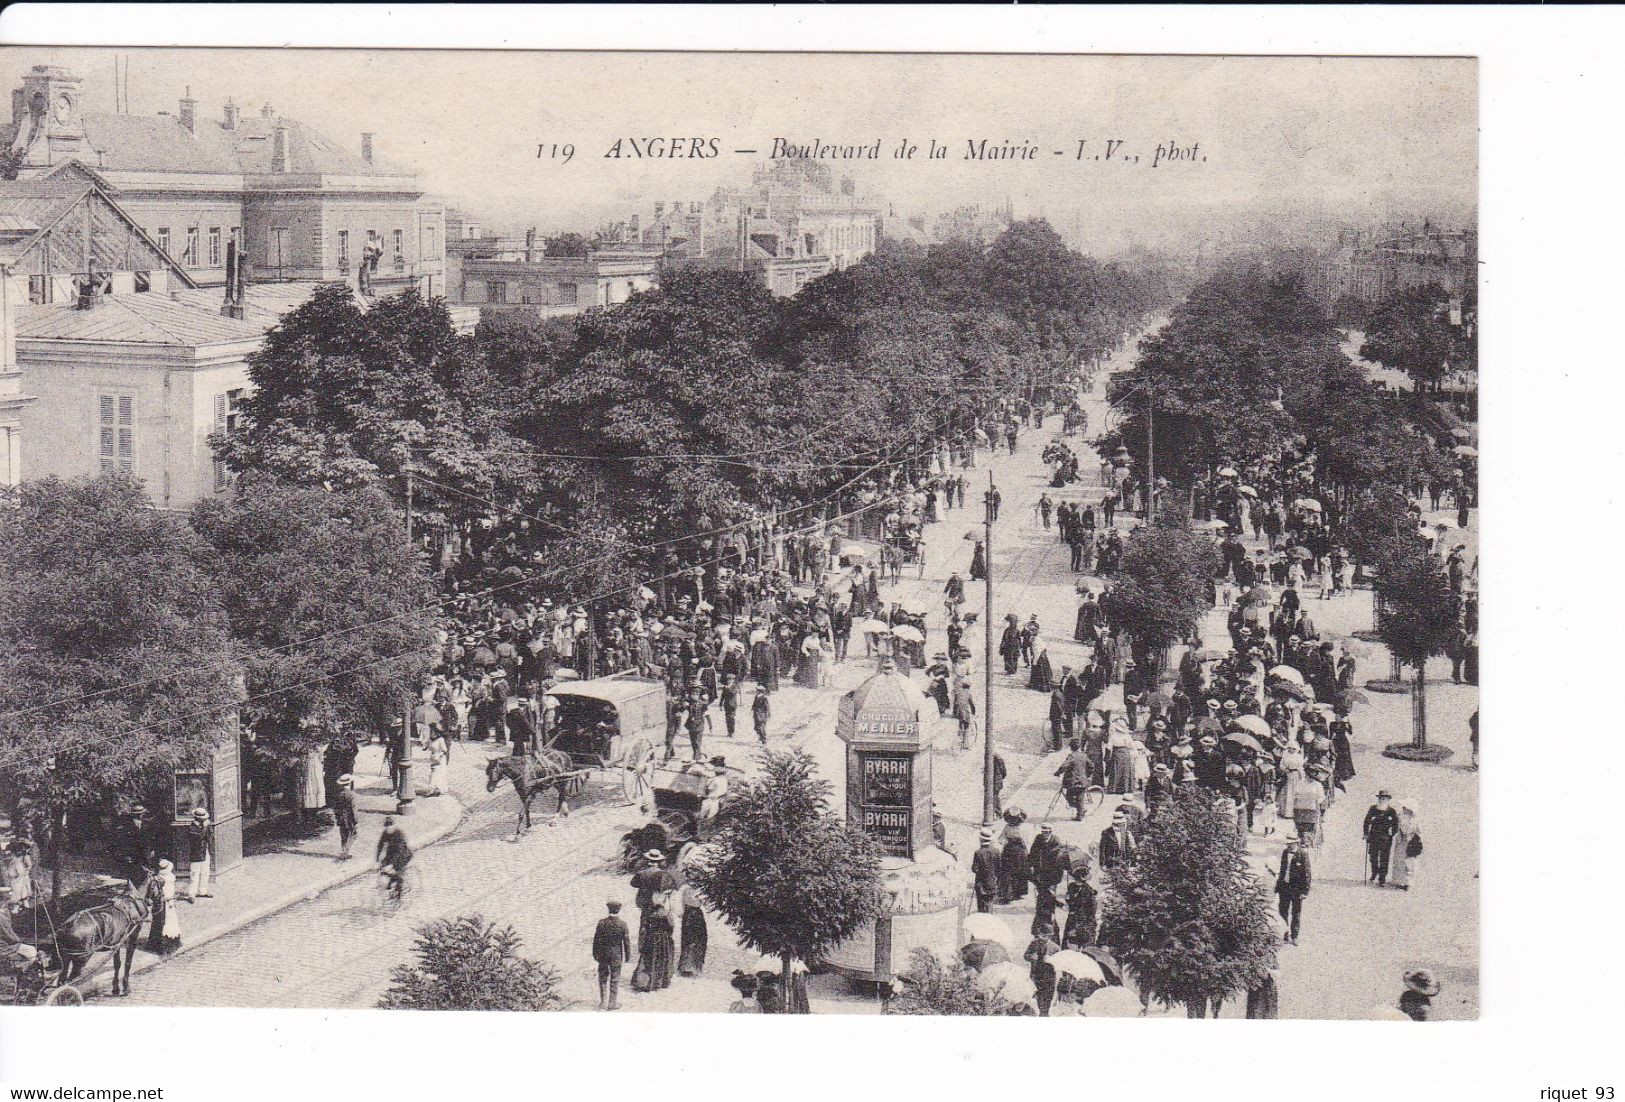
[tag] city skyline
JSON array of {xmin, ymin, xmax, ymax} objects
[{"xmin": 0, "ymin": 48, "xmax": 1476, "ymax": 256}]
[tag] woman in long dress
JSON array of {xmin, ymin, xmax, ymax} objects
[
  {"xmin": 146, "ymin": 859, "xmax": 180, "ymax": 955},
  {"xmin": 632, "ymin": 902, "xmax": 675, "ymax": 992},
  {"xmin": 677, "ymin": 882, "xmax": 708, "ymax": 976},
  {"xmin": 997, "ymin": 810, "xmax": 1029, "ymax": 905},
  {"xmin": 1277, "ymin": 741, "xmax": 1305, "ymax": 820},
  {"xmin": 1389, "ymin": 806, "xmax": 1420, "ymax": 890},
  {"xmin": 1107, "ymin": 724, "xmax": 1137, "ymax": 795},
  {"xmin": 426, "ymin": 734, "xmax": 449, "ymax": 797}
]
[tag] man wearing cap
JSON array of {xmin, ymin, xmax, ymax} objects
[
  {"xmin": 971, "ymin": 828, "xmax": 1000, "ymax": 913},
  {"xmin": 592, "ymin": 901, "xmax": 632, "ymax": 1011},
  {"xmin": 1028, "ymin": 824, "xmax": 1068, "ymax": 933},
  {"xmin": 1055, "ymin": 739, "xmax": 1091, "ymax": 820},
  {"xmin": 1275, "ymin": 832, "xmax": 1312, "ymax": 944},
  {"xmin": 1098, "ymin": 810, "xmax": 1137, "ymax": 871},
  {"xmin": 332, "ymin": 774, "xmax": 358, "ymax": 860},
  {"xmin": 183, "ymin": 808, "xmax": 213, "ymax": 901},
  {"xmin": 1363, "ymin": 790, "xmax": 1401, "ymax": 886}
]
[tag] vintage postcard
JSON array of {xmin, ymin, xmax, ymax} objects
[{"xmin": 0, "ymin": 46, "xmax": 1476, "ymax": 1024}]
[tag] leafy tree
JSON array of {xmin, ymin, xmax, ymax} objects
[
  {"xmin": 1102, "ymin": 786, "xmax": 1278, "ymax": 1017},
  {"xmin": 686, "ymin": 749, "xmax": 883, "ymax": 1010},
  {"xmin": 379, "ymin": 915, "xmax": 563, "ymax": 1011},
  {"xmin": 214, "ymin": 284, "xmax": 515, "ymax": 522},
  {"xmin": 190, "ymin": 476, "xmax": 439, "ymax": 752},
  {"xmin": 0, "ymin": 147, "xmax": 22, "ymax": 181},
  {"xmin": 1374, "ymin": 540, "xmax": 1459, "ymax": 753},
  {"xmin": 886, "ymin": 948, "xmax": 1009, "ymax": 1016},
  {"xmin": 1103, "ymin": 524, "xmax": 1217, "ymax": 672},
  {"xmin": 0, "ymin": 475, "xmax": 239, "ymax": 888},
  {"xmin": 542, "ymin": 232, "xmax": 590, "ymax": 258},
  {"xmin": 1360, "ymin": 283, "xmax": 1468, "ymax": 393}
]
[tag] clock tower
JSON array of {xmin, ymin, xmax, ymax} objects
[{"xmin": 8, "ymin": 65, "xmax": 85, "ymax": 169}]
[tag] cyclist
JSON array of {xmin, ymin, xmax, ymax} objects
[{"xmin": 375, "ymin": 817, "xmax": 413, "ymax": 903}]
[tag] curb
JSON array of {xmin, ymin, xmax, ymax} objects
[{"xmin": 130, "ymin": 793, "xmax": 468, "ymax": 977}]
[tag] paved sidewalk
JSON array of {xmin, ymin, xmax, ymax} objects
[{"xmin": 125, "ymin": 741, "xmax": 471, "ymax": 980}]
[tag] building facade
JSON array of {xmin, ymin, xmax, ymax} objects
[
  {"xmin": 1313, "ymin": 223, "xmax": 1478, "ymax": 308},
  {"xmin": 4, "ymin": 64, "xmax": 445, "ymax": 298}
]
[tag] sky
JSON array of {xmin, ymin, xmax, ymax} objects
[{"xmin": 0, "ymin": 48, "xmax": 1477, "ymax": 257}]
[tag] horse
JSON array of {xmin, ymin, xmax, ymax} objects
[
  {"xmin": 12, "ymin": 873, "xmax": 152, "ymax": 997},
  {"xmin": 485, "ymin": 750, "xmax": 580, "ymax": 839}
]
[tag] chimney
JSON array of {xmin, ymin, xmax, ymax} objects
[
  {"xmin": 524, "ymin": 228, "xmax": 536, "ymax": 263},
  {"xmin": 220, "ymin": 240, "xmax": 245, "ymax": 319},
  {"xmin": 261, "ymin": 103, "xmax": 275, "ymax": 119},
  {"xmin": 179, "ymin": 87, "xmax": 197, "ymax": 134},
  {"xmin": 653, "ymin": 201, "xmax": 664, "ymax": 218},
  {"xmin": 271, "ymin": 124, "xmax": 290, "ymax": 173},
  {"xmin": 360, "ymin": 132, "xmax": 374, "ymax": 165},
  {"xmin": 222, "ymin": 98, "xmax": 238, "ymax": 131}
]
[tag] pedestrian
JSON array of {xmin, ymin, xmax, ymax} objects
[
  {"xmin": 1294, "ymin": 765, "xmax": 1327, "ymax": 847},
  {"xmin": 1028, "ymin": 824, "xmax": 1067, "ymax": 934},
  {"xmin": 969, "ymin": 540, "xmax": 987, "ymax": 583},
  {"xmin": 426, "ymin": 730, "xmax": 450, "ymax": 797},
  {"xmin": 752, "ymin": 685, "xmax": 771, "ymax": 744},
  {"xmin": 1056, "ymin": 739, "xmax": 1090, "ymax": 819},
  {"xmin": 1363, "ymin": 789, "xmax": 1401, "ymax": 886},
  {"xmin": 677, "ymin": 878, "xmax": 708, "ymax": 977},
  {"xmin": 184, "ymin": 808, "xmax": 213, "ymax": 901},
  {"xmin": 997, "ymin": 808, "xmax": 1030, "ymax": 904},
  {"xmin": 1245, "ymin": 973, "xmax": 1279, "ymax": 1019},
  {"xmin": 999, "ymin": 616, "xmax": 1021, "ymax": 676},
  {"xmin": 1098, "ymin": 810, "xmax": 1138, "ymax": 871},
  {"xmin": 592, "ymin": 900, "xmax": 632, "ymax": 1011},
  {"xmin": 719, "ymin": 675, "xmax": 739, "ymax": 738},
  {"xmin": 1025, "ymin": 925, "xmax": 1061, "ymax": 1017},
  {"xmin": 1107, "ymin": 720, "xmax": 1137, "ymax": 795},
  {"xmin": 1275, "ymin": 831, "xmax": 1312, "ymax": 945},
  {"xmin": 1061, "ymin": 867, "xmax": 1098, "ymax": 949},
  {"xmin": 145, "ymin": 859, "xmax": 180, "ymax": 955},
  {"xmin": 631, "ymin": 901, "xmax": 675, "ymax": 993},
  {"xmin": 1389, "ymin": 803, "xmax": 1422, "ymax": 891},
  {"xmin": 331, "ymin": 774, "xmax": 357, "ymax": 860},
  {"xmin": 1399, "ymin": 969, "xmax": 1440, "ymax": 1020},
  {"xmin": 971, "ymin": 828, "xmax": 999, "ymax": 912}
]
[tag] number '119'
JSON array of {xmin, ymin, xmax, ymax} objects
[{"xmin": 537, "ymin": 143, "xmax": 575, "ymax": 164}]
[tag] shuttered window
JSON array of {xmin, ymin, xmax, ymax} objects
[
  {"xmin": 98, "ymin": 394, "xmax": 134, "ymax": 473},
  {"xmin": 213, "ymin": 388, "xmax": 244, "ymax": 491}
]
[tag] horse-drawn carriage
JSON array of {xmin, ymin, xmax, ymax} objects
[
  {"xmin": 546, "ymin": 676, "xmax": 664, "ymax": 805},
  {"xmin": 618, "ymin": 762, "xmax": 739, "ymax": 870},
  {"xmin": 3, "ymin": 875, "xmax": 150, "ymax": 1003}
]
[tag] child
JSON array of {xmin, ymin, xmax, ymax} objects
[
  {"xmin": 147, "ymin": 859, "xmax": 180, "ymax": 955},
  {"xmin": 751, "ymin": 685, "xmax": 771, "ymax": 745}
]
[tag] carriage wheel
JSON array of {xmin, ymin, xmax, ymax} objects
[
  {"xmin": 44, "ymin": 984, "xmax": 83, "ymax": 1006},
  {"xmin": 621, "ymin": 738, "xmax": 654, "ymax": 806}
]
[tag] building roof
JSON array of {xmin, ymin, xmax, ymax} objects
[
  {"xmin": 0, "ymin": 162, "xmax": 196, "ymax": 284},
  {"xmin": 15, "ymin": 292, "xmax": 264, "ymax": 347},
  {"xmin": 72, "ymin": 111, "xmax": 413, "ymax": 179}
]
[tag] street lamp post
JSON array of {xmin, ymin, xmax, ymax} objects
[
  {"xmin": 982, "ymin": 470, "xmax": 997, "ymax": 826},
  {"xmin": 398, "ymin": 463, "xmax": 416, "ymax": 814}
]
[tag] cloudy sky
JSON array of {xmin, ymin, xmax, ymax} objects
[{"xmin": 1, "ymin": 48, "xmax": 1476, "ymax": 255}]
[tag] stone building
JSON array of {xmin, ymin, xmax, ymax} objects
[
  {"xmin": 1313, "ymin": 222, "xmax": 1478, "ymax": 308},
  {"xmin": 4, "ymin": 63, "xmax": 445, "ymax": 298}
]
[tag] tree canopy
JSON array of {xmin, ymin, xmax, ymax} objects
[
  {"xmin": 1103, "ymin": 523, "xmax": 1218, "ymax": 659},
  {"xmin": 0, "ymin": 475, "xmax": 240, "ymax": 804},
  {"xmin": 190, "ymin": 476, "xmax": 439, "ymax": 752},
  {"xmin": 379, "ymin": 915, "xmax": 563, "ymax": 1011},
  {"xmin": 686, "ymin": 749, "xmax": 882, "ymax": 991},
  {"xmin": 1360, "ymin": 283, "xmax": 1472, "ymax": 392},
  {"xmin": 1103, "ymin": 786, "xmax": 1278, "ymax": 1016}
]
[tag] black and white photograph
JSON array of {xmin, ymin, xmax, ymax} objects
[{"xmin": 0, "ymin": 42, "xmax": 1483, "ymax": 1025}]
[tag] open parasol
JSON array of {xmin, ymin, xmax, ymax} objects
[
  {"xmin": 1198, "ymin": 518, "xmax": 1230, "ymax": 530},
  {"xmin": 1076, "ymin": 576, "xmax": 1108, "ymax": 594},
  {"xmin": 1294, "ymin": 498, "xmax": 1322, "ymax": 513},
  {"xmin": 1217, "ymin": 466, "xmax": 1239, "ymax": 478},
  {"xmin": 1082, "ymin": 984, "xmax": 1143, "ymax": 1017},
  {"xmin": 963, "ymin": 912, "xmax": 1021, "ymax": 950},
  {"xmin": 1145, "ymin": 690, "xmax": 1175, "ymax": 709},
  {"xmin": 1190, "ymin": 647, "xmax": 1228, "ymax": 662},
  {"xmin": 977, "ymin": 962, "xmax": 1037, "ymax": 1004},
  {"xmin": 1048, "ymin": 950, "xmax": 1105, "ymax": 984},
  {"xmin": 1267, "ymin": 665, "xmax": 1305, "ymax": 685},
  {"xmin": 838, "ymin": 543, "xmax": 871, "ymax": 560},
  {"xmin": 1288, "ymin": 546, "xmax": 1315, "ymax": 560},
  {"xmin": 959, "ymin": 939, "xmax": 1011, "ymax": 971},
  {"xmin": 1223, "ymin": 732, "xmax": 1265, "ymax": 755},
  {"xmin": 859, "ymin": 618, "xmax": 893, "ymax": 635},
  {"xmin": 1452, "ymin": 445, "xmax": 1478, "ymax": 458},
  {"xmin": 899, "ymin": 594, "xmax": 933, "ymax": 615},
  {"xmin": 1237, "ymin": 485, "xmax": 1258, "ymax": 497},
  {"xmin": 1079, "ymin": 946, "xmax": 1123, "ymax": 984},
  {"xmin": 1227, "ymin": 714, "xmax": 1271, "ymax": 738},
  {"xmin": 1336, "ymin": 688, "xmax": 1370, "ymax": 710},
  {"xmin": 891, "ymin": 624, "xmax": 925, "ymax": 643}
]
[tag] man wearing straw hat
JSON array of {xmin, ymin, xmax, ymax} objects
[
  {"xmin": 1275, "ymin": 831, "xmax": 1312, "ymax": 945},
  {"xmin": 184, "ymin": 807, "xmax": 213, "ymax": 901},
  {"xmin": 971, "ymin": 828, "xmax": 1000, "ymax": 913},
  {"xmin": 332, "ymin": 774, "xmax": 358, "ymax": 861}
]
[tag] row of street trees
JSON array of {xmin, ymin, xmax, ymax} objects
[{"xmin": 1099, "ymin": 264, "xmax": 1472, "ymax": 750}]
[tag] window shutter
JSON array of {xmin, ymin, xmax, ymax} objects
[{"xmin": 213, "ymin": 393, "xmax": 229, "ymax": 491}]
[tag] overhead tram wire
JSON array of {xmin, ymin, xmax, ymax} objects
[
  {"xmin": 0, "ymin": 484, "xmax": 927, "ymax": 777},
  {"xmin": 0, "ymin": 420, "xmax": 956, "ymax": 728}
]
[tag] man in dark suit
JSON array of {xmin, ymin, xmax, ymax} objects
[
  {"xmin": 1275, "ymin": 832, "xmax": 1312, "ymax": 944},
  {"xmin": 592, "ymin": 901, "xmax": 632, "ymax": 1011},
  {"xmin": 1098, "ymin": 810, "xmax": 1137, "ymax": 871},
  {"xmin": 970, "ymin": 829, "xmax": 1000, "ymax": 913},
  {"xmin": 1363, "ymin": 790, "xmax": 1401, "ymax": 886}
]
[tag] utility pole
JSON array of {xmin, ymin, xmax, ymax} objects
[
  {"xmin": 982, "ymin": 469, "xmax": 997, "ymax": 826},
  {"xmin": 398, "ymin": 461, "xmax": 416, "ymax": 814},
  {"xmin": 1145, "ymin": 375, "xmax": 1156, "ymax": 526}
]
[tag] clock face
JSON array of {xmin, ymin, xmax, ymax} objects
[{"xmin": 52, "ymin": 94, "xmax": 73, "ymax": 125}]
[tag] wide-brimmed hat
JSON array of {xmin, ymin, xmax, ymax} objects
[
  {"xmin": 1111, "ymin": 811, "xmax": 1127, "ymax": 824},
  {"xmin": 1223, "ymin": 700, "xmax": 1239, "ymax": 712},
  {"xmin": 1376, "ymin": 789, "xmax": 1392, "ymax": 799},
  {"xmin": 644, "ymin": 849, "xmax": 665, "ymax": 863},
  {"xmin": 1403, "ymin": 969, "xmax": 1440, "ymax": 997},
  {"xmin": 336, "ymin": 774, "xmax": 353, "ymax": 786},
  {"xmin": 979, "ymin": 829, "xmax": 995, "ymax": 843},
  {"xmin": 192, "ymin": 808, "xmax": 210, "ymax": 821},
  {"xmin": 158, "ymin": 858, "xmax": 173, "ymax": 871},
  {"xmin": 1004, "ymin": 807, "xmax": 1027, "ymax": 824}
]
